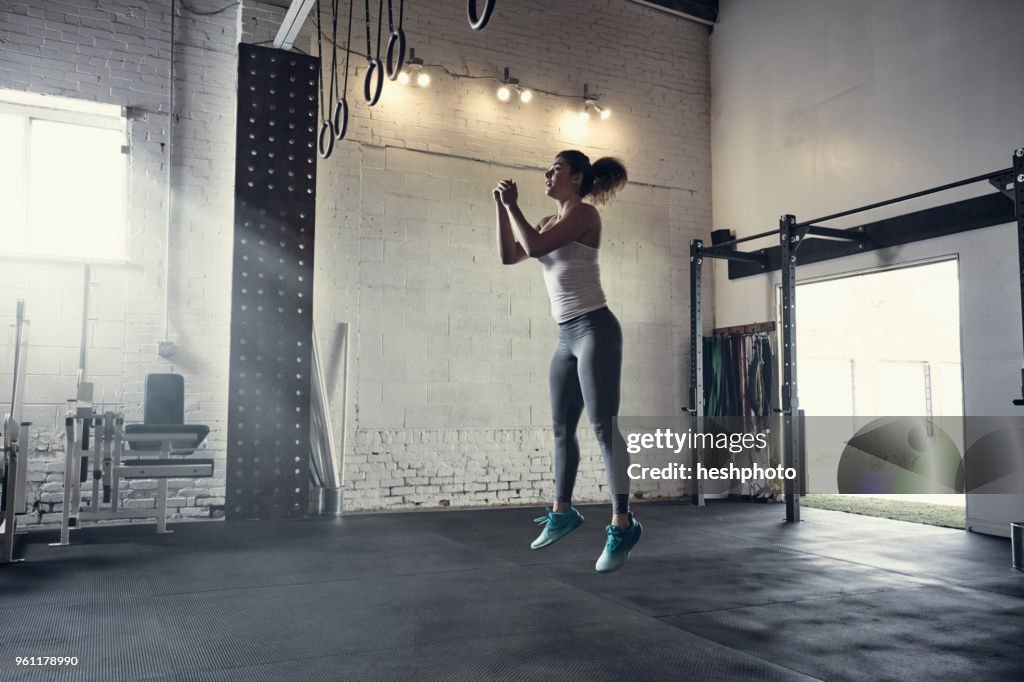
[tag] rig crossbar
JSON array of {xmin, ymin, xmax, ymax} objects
[{"xmin": 688, "ymin": 146, "xmax": 1024, "ymax": 523}]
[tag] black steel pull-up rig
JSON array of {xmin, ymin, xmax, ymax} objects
[{"xmin": 689, "ymin": 145, "xmax": 1024, "ymax": 522}]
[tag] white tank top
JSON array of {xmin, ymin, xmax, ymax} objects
[{"xmin": 537, "ymin": 241, "xmax": 607, "ymax": 323}]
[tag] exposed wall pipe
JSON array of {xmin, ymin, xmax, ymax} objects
[
  {"xmin": 78, "ymin": 264, "xmax": 91, "ymax": 386},
  {"xmin": 10, "ymin": 300, "xmax": 27, "ymax": 426},
  {"xmin": 162, "ymin": 0, "xmax": 176, "ymax": 350}
]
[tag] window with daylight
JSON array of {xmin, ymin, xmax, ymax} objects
[{"xmin": 0, "ymin": 89, "xmax": 128, "ymax": 261}]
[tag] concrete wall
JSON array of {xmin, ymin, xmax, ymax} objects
[
  {"xmin": 0, "ymin": 0, "xmax": 713, "ymax": 520},
  {"xmin": 710, "ymin": 0, "xmax": 1024, "ymax": 534}
]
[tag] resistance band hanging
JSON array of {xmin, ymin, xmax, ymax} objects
[
  {"xmin": 467, "ymin": 0, "xmax": 496, "ymax": 30},
  {"xmin": 315, "ymin": 0, "xmax": 334, "ymax": 158},
  {"xmin": 385, "ymin": 0, "xmax": 406, "ymax": 81},
  {"xmin": 332, "ymin": 0, "xmax": 354, "ymax": 140},
  {"xmin": 363, "ymin": 0, "xmax": 385, "ymax": 106}
]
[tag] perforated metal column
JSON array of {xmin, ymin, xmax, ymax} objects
[{"xmin": 227, "ymin": 44, "xmax": 318, "ymax": 520}]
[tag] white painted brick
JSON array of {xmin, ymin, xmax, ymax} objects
[
  {"xmin": 404, "ymin": 307, "xmax": 449, "ymax": 335},
  {"xmin": 425, "ymin": 381, "xmax": 470, "ymax": 405},
  {"xmin": 3, "ymin": 0, "xmax": 711, "ymax": 516},
  {"xmin": 359, "ymin": 238, "xmax": 384, "ymax": 262},
  {"xmin": 404, "ymin": 405, "xmax": 452, "ymax": 428},
  {"xmin": 406, "ymin": 264, "xmax": 449, "ymax": 290},
  {"xmin": 448, "ymin": 311, "xmax": 490, "ymax": 337},
  {"xmin": 382, "ymin": 381, "xmax": 427, "ymax": 405},
  {"xmin": 28, "ymin": 317, "xmax": 81, "ymax": 343},
  {"xmin": 404, "ymin": 173, "xmax": 450, "ymax": 199},
  {"xmin": 403, "ymin": 219, "xmax": 449, "ymax": 246},
  {"xmin": 384, "ymin": 195, "xmax": 432, "ymax": 222},
  {"xmin": 426, "ymin": 333, "xmax": 470, "ymax": 359},
  {"xmin": 404, "ymin": 356, "xmax": 448, "ymax": 382}
]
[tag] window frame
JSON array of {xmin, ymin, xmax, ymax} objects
[{"xmin": 0, "ymin": 93, "xmax": 129, "ymax": 264}]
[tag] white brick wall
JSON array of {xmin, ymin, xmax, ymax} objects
[
  {"xmin": 312, "ymin": 0, "xmax": 714, "ymax": 511},
  {"xmin": 0, "ymin": 0, "xmax": 248, "ymax": 524},
  {"xmin": 0, "ymin": 0, "xmax": 714, "ymax": 522}
]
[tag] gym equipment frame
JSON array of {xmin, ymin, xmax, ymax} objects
[
  {"xmin": 689, "ymin": 145, "xmax": 1024, "ymax": 522},
  {"xmin": 57, "ymin": 274, "xmax": 213, "ymax": 547},
  {"xmin": 1, "ymin": 301, "xmax": 31, "ymax": 565},
  {"xmin": 53, "ymin": 405, "xmax": 213, "ymax": 547}
]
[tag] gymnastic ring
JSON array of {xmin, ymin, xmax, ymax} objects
[
  {"xmin": 317, "ymin": 119, "xmax": 335, "ymax": 159},
  {"xmin": 467, "ymin": 0, "xmax": 496, "ymax": 30},
  {"xmin": 364, "ymin": 58, "xmax": 384, "ymax": 106},
  {"xmin": 331, "ymin": 97, "xmax": 349, "ymax": 141},
  {"xmin": 385, "ymin": 28, "xmax": 406, "ymax": 81}
]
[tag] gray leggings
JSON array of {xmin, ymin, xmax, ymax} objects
[{"xmin": 549, "ymin": 306, "xmax": 630, "ymax": 514}]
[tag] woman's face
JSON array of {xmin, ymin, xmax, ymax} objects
[{"xmin": 544, "ymin": 157, "xmax": 580, "ymax": 200}]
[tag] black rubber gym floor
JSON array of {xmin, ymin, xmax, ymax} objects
[{"xmin": 2, "ymin": 500, "xmax": 1022, "ymax": 681}]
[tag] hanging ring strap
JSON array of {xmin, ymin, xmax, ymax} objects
[
  {"xmin": 315, "ymin": 0, "xmax": 334, "ymax": 158},
  {"xmin": 364, "ymin": 58, "xmax": 383, "ymax": 105},
  {"xmin": 326, "ymin": 0, "xmax": 341, "ymax": 140},
  {"xmin": 363, "ymin": 0, "xmax": 384, "ymax": 105},
  {"xmin": 385, "ymin": 0, "xmax": 406, "ymax": 81},
  {"xmin": 467, "ymin": 0, "xmax": 496, "ymax": 30},
  {"xmin": 333, "ymin": 0, "xmax": 355, "ymax": 140},
  {"xmin": 385, "ymin": 29, "xmax": 406, "ymax": 81},
  {"xmin": 318, "ymin": 119, "xmax": 335, "ymax": 158},
  {"xmin": 332, "ymin": 97, "xmax": 349, "ymax": 141}
]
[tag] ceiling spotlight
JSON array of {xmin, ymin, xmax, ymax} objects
[
  {"xmin": 400, "ymin": 48, "xmax": 428, "ymax": 87},
  {"xmin": 581, "ymin": 83, "xmax": 610, "ymax": 121},
  {"xmin": 584, "ymin": 100, "xmax": 610, "ymax": 120},
  {"xmin": 497, "ymin": 67, "xmax": 523, "ymax": 103}
]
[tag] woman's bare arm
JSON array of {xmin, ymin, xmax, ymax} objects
[
  {"xmin": 495, "ymin": 187, "xmax": 529, "ymax": 265},
  {"xmin": 505, "ymin": 202, "xmax": 599, "ymax": 258},
  {"xmin": 496, "ymin": 179, "xmax": 598, "ymax": 258}
]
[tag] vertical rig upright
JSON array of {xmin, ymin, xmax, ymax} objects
[
  {"xmin": 689, "ymin": 239, "xmax": 705, "ymax": 507},
  {"xmin": 695, "ymin": 147, "xmax": 1019, "ymax": 521},
  {"xmin": 779, "ymin": 215, "xmax": 800, "ymax": 522},
  {"xmin": 1014, "ymin": 147, "xmax": 1024, "ymax": 406}
]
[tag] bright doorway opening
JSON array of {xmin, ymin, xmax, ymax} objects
[{"xmin": 795, "ymin": 259, "xmax": 966, "ymax": 521}]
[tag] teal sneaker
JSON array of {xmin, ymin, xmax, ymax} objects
[
  {"xmin": 530, "ymin": 506, "xmax": 584, "ymax": 549},
  {"xmin": 595, "ymin": 513, "xmax": 642, "ymax": 573}
]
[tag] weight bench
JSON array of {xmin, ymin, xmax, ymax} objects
[
  {"xmin": 124, "ymin": 373, "xmax": 212, "ymax": 479},
  {"xmin": 122, "ymin": 374, "xmax": 212, "ymax": 530},
  {"xmin": 56, "ymin": 373, "xmax": 213, "ymax": 545}
]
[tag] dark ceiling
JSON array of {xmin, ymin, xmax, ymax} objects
[{"xmin": 643, "ymin": 0, "xmax": 718, "ymax": 23}]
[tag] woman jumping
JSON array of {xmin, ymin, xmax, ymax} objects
[{"xmin": 494, "ymin": 150, "xmax": 641, "ymax": 573}]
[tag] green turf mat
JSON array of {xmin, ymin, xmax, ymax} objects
[{"xmin": 801, "ymin": 494, "xmax": 966, "ymax": 529}]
